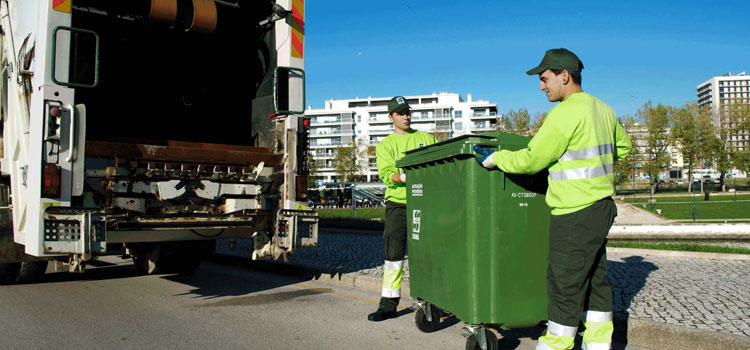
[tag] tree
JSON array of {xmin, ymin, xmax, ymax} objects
[
  {"xmin": 614, "ymin": 115, "xmax": 638, "ymax": 191},
  {"xmin": 306, "ymin": 152, "xmax": 320, "ymax": 188},
  {"xmin": 430, "ymin": 130, "xmax": 451, "ymax": 142},
  {"xmin": 670, "ymin": 104, "xmax": 700, "ymax": 192},
  {"xmin": 332, "ymin": 139, "xmax": 366, "ymax": 183},
  {"xmin": 529, "ymin": 112, "xmax": 546, "ymax": 136},
  {"xmin": 499, "ymin": 108, "xmax": 532, "ymax": 136},
  {"xmin": 637, "ymin": 101, "xmax": 671, "ymax": 194}
]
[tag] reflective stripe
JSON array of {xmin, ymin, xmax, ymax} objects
[
  {"xmin": 535, "ymin": 341, "xmax": 554, "ymax": 350},
  {"xmin": 585, "ymin": 310, "xmax": 613, "ymax": 322},
  {"xmin": 582, "ymin": 342, "xmax": 611, "ymax": 350},
  {"xmin": 559, "ymin": 144, "xmax": 614, "ymax": 162},
  {"xmin": 547, "ymin": 321, "xmax": 578, "ymax": 337},
  {"xmin": 383, "ymin": 260, "xmax": 404, "ymax": 270},
  {"xmin": 382, "ymin": 260, "xmax": 404, "ymax": 296},
  {"xmin": 381, "ymin": 287, "xmax": 401, "ymax": 298},
  {"xmin": 549, "ymin": 163, "xmax": 613, "ymax": 181}
]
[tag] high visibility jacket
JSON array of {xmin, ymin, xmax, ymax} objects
[
  {"xmin": 376, "ymin": 130, "xmax": 437, "ymax": 204},
  {"xmin": 493, "ymin": 92, "xmax": 632, "ymax": 215}
]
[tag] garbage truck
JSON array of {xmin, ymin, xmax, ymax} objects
[{"xmin": 0, "ymin": 0, "xmax": 317, "ymax": 282}]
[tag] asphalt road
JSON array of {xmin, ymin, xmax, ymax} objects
[{"xmin": 0, "ymin": 256, "xmax": 646, "ymax": 350}]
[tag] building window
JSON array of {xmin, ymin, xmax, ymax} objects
[
  {"xmin": 455, "ymin": 110, "xmax": 462, "ymax": 118},
  {"xmin": 455, "ymin": 122, "xmax": 462, "ymax": 129}
]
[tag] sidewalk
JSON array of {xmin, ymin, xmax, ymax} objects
[{"xmin": 215, "ymin": 232, "xmax": 750, "ymax": 350}]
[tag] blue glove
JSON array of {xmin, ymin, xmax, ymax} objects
[{"xmin": 473, "ymin": 145, "xmax": 497, "ymax": 169}]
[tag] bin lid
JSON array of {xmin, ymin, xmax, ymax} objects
[{"xmin": 396, "ymin": 132, "xmax": 531, "ymax": 168}]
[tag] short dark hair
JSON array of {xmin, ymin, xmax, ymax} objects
[{"xmin": 550, "ymin": 69, "xmax": 582, "ymax": 86}]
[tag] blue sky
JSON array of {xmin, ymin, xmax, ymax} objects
[{"xmin": 304, "ymin": 0, "xmax": 750, "ymax": 118}]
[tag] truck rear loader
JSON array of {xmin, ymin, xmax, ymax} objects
[{"xmin": 0, "ymin": 0, "xmax": 317, "ymax": 282}]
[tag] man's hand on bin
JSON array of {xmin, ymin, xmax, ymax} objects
[
  {"xmin": 473, "ymin": 145, "xmax": 497, "ymax": 169},
  {"xmin": 391, "ymin": 173, "xmax": 406, "ymax": 184}
]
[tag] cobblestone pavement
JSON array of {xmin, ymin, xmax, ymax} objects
[{"xmin": 217, "ymin": 232, "xmax": 750, "ymax": 337}]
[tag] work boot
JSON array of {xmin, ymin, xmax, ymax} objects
[
  {"xmin": 367, "ymin": 308, "xmax": 397, "ymax": 322},
  {"xmin": 367, "ymin": 297, "xmax": 399, "ymax": 321}
]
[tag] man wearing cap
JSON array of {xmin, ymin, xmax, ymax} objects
[
  {"xmin": 474, "ymin": 49, "xmax": 632, "ymax": 349},
  {"xmin": 368, "ymin": 96, "xmax": 437, "ymax": 322}
]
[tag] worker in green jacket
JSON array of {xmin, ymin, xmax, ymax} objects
[
  {"xmin": 475, "ymin": 48, "xmax": 632, "ymax": 350},
  {"xmin": 368, "ymin": 96, "xmax": 437, "ymax": 321}
]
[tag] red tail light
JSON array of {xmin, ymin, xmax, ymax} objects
[
  {"xmin": 42, "ymin": 164, "xmax": 61, "ymax": 198},
  {"xmin": 296, "ymin": 175, "xmax": 308, "ymax": 201}
]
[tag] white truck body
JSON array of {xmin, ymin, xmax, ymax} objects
[{"xmin": 0, "ymin": 0, "xmax": 316, "ymax": 276}]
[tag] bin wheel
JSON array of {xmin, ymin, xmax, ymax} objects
[
  {"xmin": 415, "ymin": 306, "xmax": 441, "ymax": 333},
  {"xmin": 465, "ymin": 329, "xmax": 498, "ymax": 350}
]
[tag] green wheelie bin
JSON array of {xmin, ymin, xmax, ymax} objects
[{"xmin": 396, "ymin": 132, "xmax": 550, "ymax": 350}]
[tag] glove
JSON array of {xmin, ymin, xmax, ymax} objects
[
  {"xmin": 473, "ymin": 145, "xmax": 497, "ymax": 169},
  {"xmin": 399, "ymin": 173, "xmax": 406, "ymax": 183}
]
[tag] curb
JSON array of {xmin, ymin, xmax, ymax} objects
[
  {"xmin": 607, "ymin": 247, "xmax": 750, "ymax": 261},
  {"xmin": 617, "ymin": 317, "xmax": 750, "ymax": 350},
  {"xmin": 211, "ymin": 253, "xmax": 750, "ymax": 350}
]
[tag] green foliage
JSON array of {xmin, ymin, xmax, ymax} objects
[
  {"xmin": 614, "ymin": 115, "xmax": 638, "ymax": 186},
  {"xmin": 332, "ymin": 139, "xmax": 367, "ymax": 182},
  {"xmin": 670, "ymin": 104, "xmax": 700, "ymax": 191},
  {"xmin": 499, "ymin": 108, "xmax": 532, "ymax": 136},
  {"xmin": 636, "ymin": 101, "xmax": 672, "ymax": 194}
]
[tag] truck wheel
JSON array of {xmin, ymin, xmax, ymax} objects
[
  {"xmin": 415, "ymin": 305, "xmax": 441, "ymax": 333},
  {"xmin": 16, "ymin": 261, "xmax": 48, "ymax": 284},
  {"xmin": 156, "ymin": 241, "xmax": 213, "ymax": 275},
  {"xmin": 465, "ymin": 329, "xmax": 498, "ymax": 350},
  {"xmin": 0, "ymin": 262, "xmax": 20, "ymax": 284},
  {"xmin": 132, "ymin": 255, "xmax": 158, "ymax": 275}
]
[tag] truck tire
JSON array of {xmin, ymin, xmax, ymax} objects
[
  {"xmin": 16, "ymin": 261, "xmax": 48, "ymax": 284},
  {"xmin": 156, "ymin": 241, "xmax": 213, "ymax": 275},
  {"xmin": 0, "ymin": 262, "xmax": 20, "ymax": 284}
]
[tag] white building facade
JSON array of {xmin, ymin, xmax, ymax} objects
[
  {"xmin": 304, "ymin": 92, "xmax": 499, "ymax": 185},
  {"xmin": 697, "ymin": 72, "xmax": 750, "ymax": 152}
]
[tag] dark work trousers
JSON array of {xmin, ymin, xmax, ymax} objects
[
  {"xmin": 546, "ymin": 197, "xmax": 617, "ymax": 327},
  {"xmin": 379, "ymin": 201, "xmax": 407, "ymax": 311}
]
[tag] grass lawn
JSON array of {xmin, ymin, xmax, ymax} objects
[
  {"xmin": 622, "ymin": 194, "xmax": 750, "ymax": 203},
  {"xmin": 316, "ymin": 208, "xmax": 385, "ymax": 221},
  {"xmin": 607, "ymin": 241, "xmax": 750, "ymax": 255},
  {"xmin": 624, "ymin": 200, "xmax": 750, "ymax": 220}
]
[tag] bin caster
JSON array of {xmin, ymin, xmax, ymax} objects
[
  {"xmin": 413, "ymin": 301, "xmax": 441, "ymax": 333},
  {"xmin": 462, "ymin": 325, "xmax": 498, "ymax": 350}
]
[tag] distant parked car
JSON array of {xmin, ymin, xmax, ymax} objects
[
  {"xmin": 658, "ymin": 180, "xmax": 666, "ymax": 185},
  {"xmin": 668, "ymin": 180, "xmax": 675, "ymax": 185}
]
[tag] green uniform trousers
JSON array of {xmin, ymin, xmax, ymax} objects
[
  {"xmin": 379, "ymin": 201, "xmax": 407, "ymax": 311},
  {"xmin": 540, "ymin": 197, "xmax": 617, "ymax": 350}
]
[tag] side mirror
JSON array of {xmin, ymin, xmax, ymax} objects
[
  {"xmin": 274, "ymin": 66, "xmax": 305, "ymax": 115},
  {"xmin": 52, "ymin": 26, "xmax": 99, "ymax": 88}
]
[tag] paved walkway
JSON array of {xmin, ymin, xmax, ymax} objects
[{"xmin": 219, "ymin": 232, "xmax": 750, "ymax": 338}]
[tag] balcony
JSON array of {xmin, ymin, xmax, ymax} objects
[
  {"xmin": 470, "ymin": 112, "xmax": 499, "ymax": 120},
  {"xmin": 369, "ymin": 127, "xmax": 394, "ymax": 135},
  {"xmin": 313, "ymin": 153, "xmax": 336, "ymax": 159},
  {"xmin": 310, "ymin": 141, "xmax": 353, "ymax": 147},
  {"xmin": 310, "ymin": 118, "xmax": 354, "ymax": 126},
  {"xmin": 411, "ymin": 113, "xmax": 452, "ymax": 121},
  {"xmin": 310, "ymin": 129, "xmax": 354, "ymax": 137},
  {"xmin": 368, "ymin": 117, "xmax": 392, "ymax": 124}
]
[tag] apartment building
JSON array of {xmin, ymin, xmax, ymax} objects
[
  {"xmin": 304, "ymin": 92, "xmax": 499, "ymax": 185},
  {"xmin": 697, "ymin": 72, "xmax": 750, "ymax": 152}
]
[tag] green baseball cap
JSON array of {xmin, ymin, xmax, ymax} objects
[
  {"xmin": 387, "ymin": 96, "xmax": 411, "ymax": 115},
  {"xmin": 526, "ymin": 48, "xmax": 584, "ymax": 75}
]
